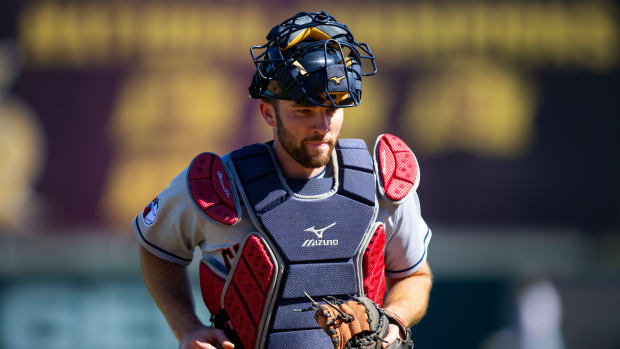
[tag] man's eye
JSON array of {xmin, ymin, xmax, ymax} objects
[{"xmin": 296, "ymin": 109, "xmax": 312, "ymax": 114}]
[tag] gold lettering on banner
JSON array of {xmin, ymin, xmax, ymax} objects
[
  {"xmin": 401, "ymin": 58, "xmax": 537, "ymax": 157},
  {"xmin": 17, "ymin": 2, "xmax": 617, "ymax": 70}
]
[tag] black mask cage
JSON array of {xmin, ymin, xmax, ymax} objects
[{"xmin": 249, "ymin": 11, "xmax": 377, "ymax": 108}]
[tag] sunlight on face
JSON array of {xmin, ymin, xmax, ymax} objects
[{"xmin": 274, "ymin": 100, "xmax": 344, "ymax": 168}]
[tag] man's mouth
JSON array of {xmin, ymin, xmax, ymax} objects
[
  {"xmin": 304, "ymin": 136, "xmax": 334, "ymax": 147},
  {"xmin": 304, "ymin": 140, "xmax": 333, "ymax": 152}
]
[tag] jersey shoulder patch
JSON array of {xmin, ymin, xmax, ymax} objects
[
  {"xmin": 373, "ymin": 134, "xmax": 420, "ymax": 204},
  {"xmin": 187, "ymin": 152, "xmax": 241, "ymax": 225}
]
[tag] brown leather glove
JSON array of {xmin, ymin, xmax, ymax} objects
[{"xmin": 308, "ymin": 294, "xmax": 414, "ymax": 349}]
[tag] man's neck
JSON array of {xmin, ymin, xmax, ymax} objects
[{"xmin": 271, "ymin": 140, "xmax": 327, "ymax": 179}]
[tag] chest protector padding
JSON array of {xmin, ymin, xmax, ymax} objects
[
  {"xmin": 229, "ymin": 139, "xmax": 378, "ymax": 349},
  {"xmin": 199, "ymin": 262, "xmax": 225, "ymax": 316},
  {"xmin": 362, "ymin": 224, "xmax": 387, "ymax": 306},
  {"xmin": 223, "ymin": 235, "xmax": 276, "ymax": 349}
]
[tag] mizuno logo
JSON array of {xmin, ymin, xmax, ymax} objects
[
  {"xmin": 304, "ymin": 222, "xmax": 336, "ymax": 239},
  {"xmin": 302, "ymin": 239, "xmax": 338, "ymax": 247},
  {"xmin": 329, "ymin": 75, "xmax": 346, "ymax": 84},
  {"xmin": 216, "ymin": 171, "xmax": 231, "ymax": 199}
]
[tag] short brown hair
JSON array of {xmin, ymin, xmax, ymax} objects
[{"xmin": 262, "ymin": 97, "xmax": 279, "ymax": 114}]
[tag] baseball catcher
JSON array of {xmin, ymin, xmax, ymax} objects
[{"xmin": 135, "ymin": 10, "xmax": 432, "ymax": 349}]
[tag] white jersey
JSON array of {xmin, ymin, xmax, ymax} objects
[{"xmin": 133, "ymin": 153, "xmax": 431, "ymax": 279}]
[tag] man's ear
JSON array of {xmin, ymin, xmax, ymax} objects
[{"xmin": 259, "ymin": 101, "xmax": 277, "ymax": 127}]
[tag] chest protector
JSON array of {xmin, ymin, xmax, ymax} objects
[{"xmin": 191, "ymin": 135, "xmax": 418, "ymax": 349}]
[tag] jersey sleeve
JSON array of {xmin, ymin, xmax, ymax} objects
[
  {"xmin": 383, "ymin": 192, "xmax": 432, "ymax": 278},
  {"xmin": 133, "ymin": 168, "xmax": 204, "ymax": 266}
]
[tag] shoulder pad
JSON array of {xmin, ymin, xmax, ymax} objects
[
  {"xmin": 187, "ymin": 152, "xmax": 241, "ymax": 225},
  {"xmin": 373, "ymin": 134, "xmax": 420, "ymax": 204}
]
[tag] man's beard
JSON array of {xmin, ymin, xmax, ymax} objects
[{"xmin": 276, "ymin": 113, "xmax": 336, "ymax": 169}]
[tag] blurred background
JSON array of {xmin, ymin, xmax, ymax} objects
[{"xmin": 0, "ymin": 1, "xmax": 618, "ymax": 348}]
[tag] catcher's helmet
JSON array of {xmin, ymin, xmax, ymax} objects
[{"xmin": 249, "ymin": 11, "xmax": 377, "ymax": 108}]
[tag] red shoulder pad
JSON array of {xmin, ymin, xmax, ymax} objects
[
  {"xmin": 374, "ymin": 134, "xmax": 420, "ymax": 203},
  {"xmin": 188, "ymin": 153, "xmax": 239, "ymax": 225}
]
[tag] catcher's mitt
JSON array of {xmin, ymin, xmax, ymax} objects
[{"xmin": 298, "ymin": 293, "xmax": 414, "ymax": 349}]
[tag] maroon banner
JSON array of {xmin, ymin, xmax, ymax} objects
[{"xmin": 0, "ymin": 1, "xmax": 617, "ymax": 232}]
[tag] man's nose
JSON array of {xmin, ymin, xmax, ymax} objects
[{"xmin": 314, "ymin": 108, "xmax": 336, "ymax": 132}]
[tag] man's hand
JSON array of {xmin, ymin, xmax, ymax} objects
[
  {"xmin": 179, "ymin": 326, "xmax": 235, "ymax": 349},
  {"xmin": 381, "ymin": 324, "xmax": 402, "ymax": 348},
  {"xmin": 139, "ymin": 247, "xmax": 233, "ymax": 348}
]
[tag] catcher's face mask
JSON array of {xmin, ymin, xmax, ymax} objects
[{"xmin": 249, "ymin": 11, "xmax": 377, "ymax": 108}]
